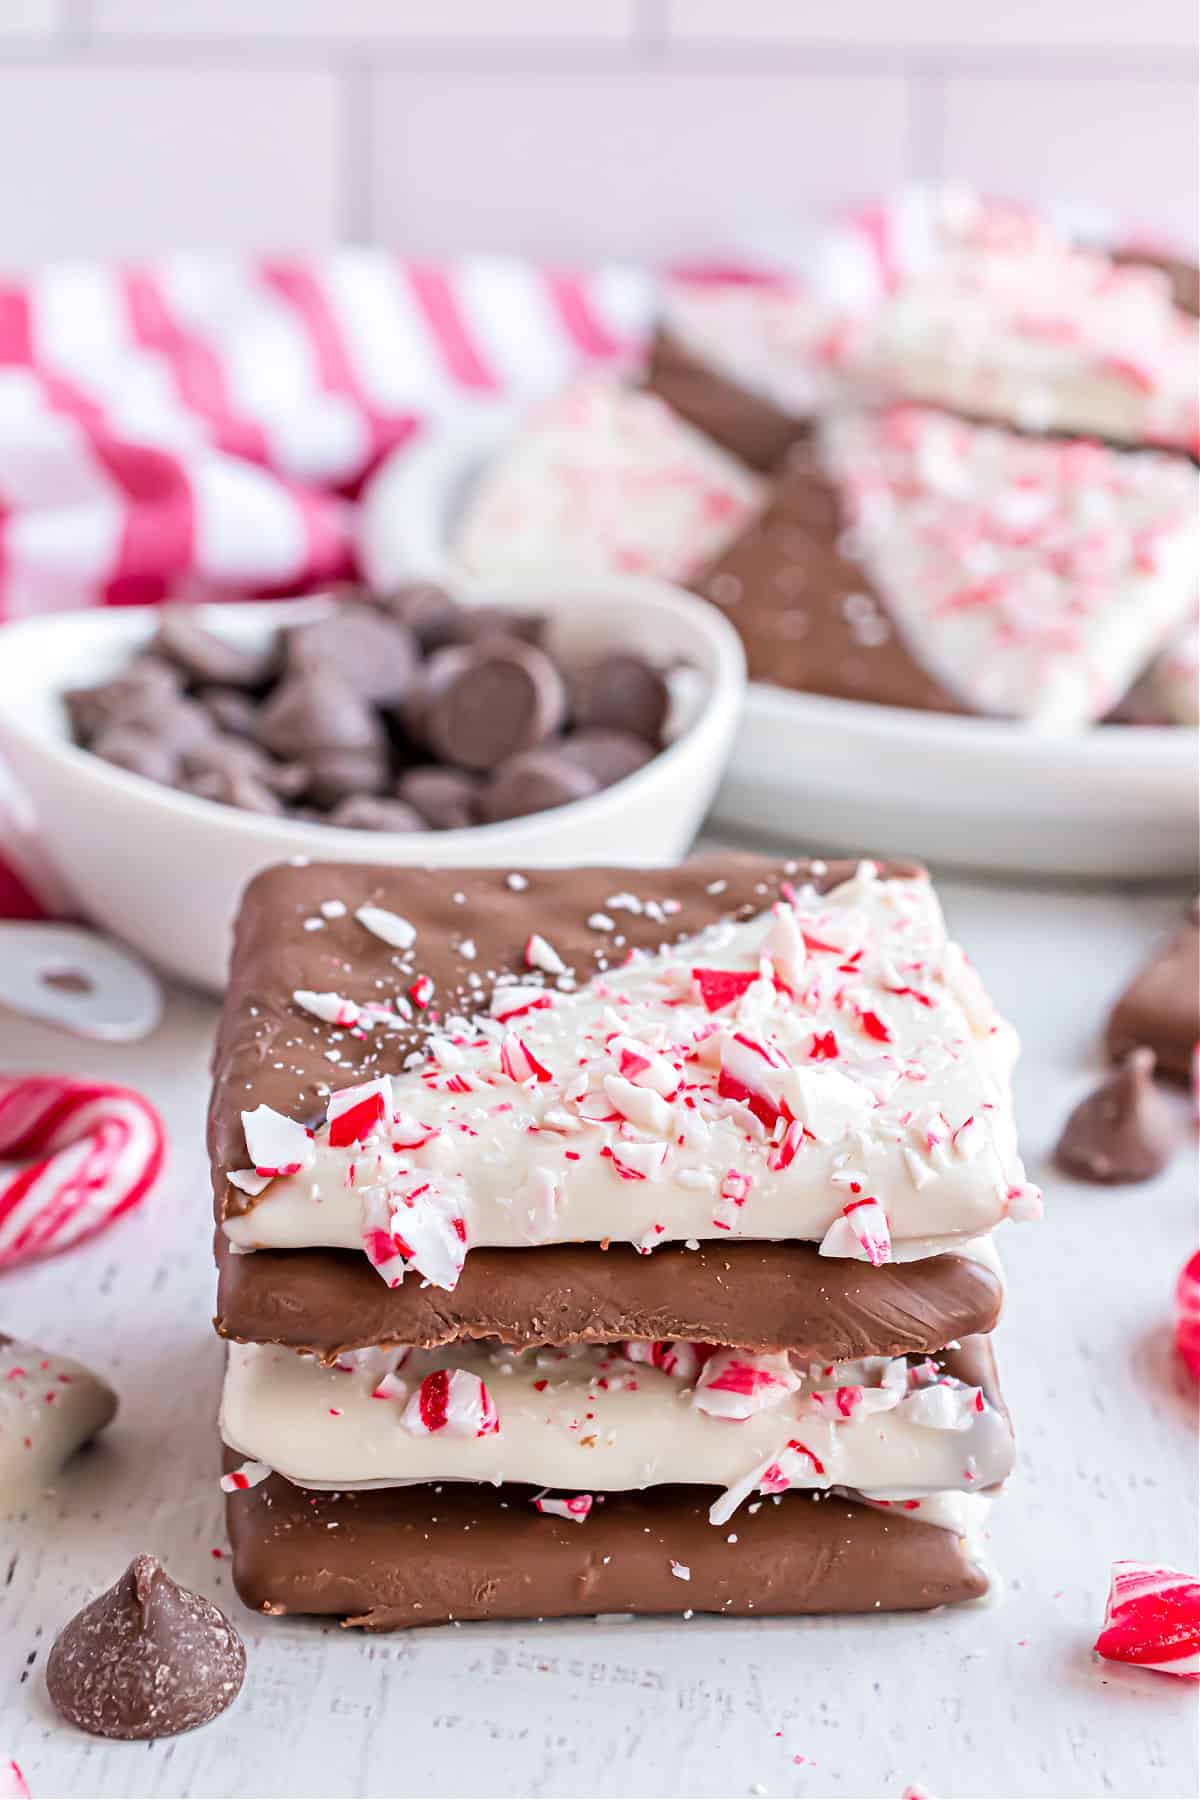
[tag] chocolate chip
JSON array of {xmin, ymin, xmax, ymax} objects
[
  {"xmin": 152, "ymin": 613, "xmax": 276, "ymax": 689},
  {"xmin": 302, "ymin": 747, "xmax": 391, "ymax": 809},
  {"xmin": 380, "ymin": 582, "xmax": 463, "ymax": 654},
  {"xmin": 478, "ymin": 746, "xmax": 599, "ymax": 822},
  {"xmin": 446, "ymin": 605, "xmax": 547, "ymax": 647},
  {"xmin": 1054, "ymin": 1047, "xmax": 1179, "ymax": 1184},
  {"xmin": 285, "ymin": 604, "xmax": 418, "ymax": 707},
  {"xmin": 198, "ymin": 687, "xmax": 260, "ymax": 738},
  {"xmin": 417, "ymin": 641, "xmax": 567, "ymax": 772},
  {"xmin": 90, "ymin": 726, "xmax": 180, "ymax": 786},
  {"xmin": 187, "ymin": 767, "xmax": 285, "ymax": 815},
  {"xmin": 182, "ymin": 737, "xmax": 308, "ymax": 798},
  {"xmin": 46, "ymin": 1556, "xmax": 245, "ymax": 1740},
  {"xmin": 559, "ymin": 729, "xmax": 655, "ymax": 787},
  {"xmin": 395, "ymin": 766, "xmax": 480, "ymax": 830},
  {"xmin": 569, "ymin": 653, "xmax": 669, "ymax": 743},
  {"xmin": 256, "ymin": 669, "xmax": 388, "ymax": 762},
  {"xmin": 327, "ymin": 796, "xmax": 428, "ymax": 832},
  {"xmin": 64, "ymin": 658, "xmax": 182, "ymax": 744}
]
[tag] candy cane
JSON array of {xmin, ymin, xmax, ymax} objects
[
  {"xmin": 1175, "ymin": 1251, "xmax": 1200, "ymax": 1382},
  {"xmin": 0, "ymin": 1077, "xmax": 165, "ymax": 1270}
]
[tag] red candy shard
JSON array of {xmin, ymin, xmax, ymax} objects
[
  {"xmin": 1175, "ymin": 1250, "xmax": 1200, "ymax": 1382},
  {"xmin": 1095, "ymin": 1561, "xmax": 1200, "ymax": 1677},
  {"xmin": 692, "ymin": 968, "xmax": 758, "ymax": 1013}
]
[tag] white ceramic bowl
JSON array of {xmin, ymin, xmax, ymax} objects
[
  {"xmin": 0, "ymin": 583, "xmax": 745, "ymax": 991},
  {"xmin": 360, "ymin": 413, "xmax": 1199, "ymax": 881}
]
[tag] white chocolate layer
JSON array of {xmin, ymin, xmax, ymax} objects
[
  {"xmin": 220, "ymin": 1340, "xmax": 1012, "ymax": 1518},
  {"xmin": 821, "ymin": 409, "xmax": 1200, "ymax": 727},
  {"xmin": 225, "ymin": 866, "xmax": 1037, "ymax": 1279},
  {"xmin": 452, "ymin": 375, "xmax": 764, "ymax": 583},
  {"xmin": 0, "ymin": 1336, "xmax": 117, "ymax": 1513}
]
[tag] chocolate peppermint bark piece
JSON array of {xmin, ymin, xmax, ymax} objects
[
  {"xmin": 219, "ymin": 1334, "xmax": 1011, "ymax": 1511},
  {"xmin": 450, "ymin": 375, "xmax": 764, "ymax": 584},
  {"xmin": 0, "ymin": 1335, "xmax": 117, "ymax": 1512},
  {"xmin": 1105, "ymin": 901, "xmax": 1200, "ymax": 1085},
  {"xmin": 215, "ymin": 1236, "xmax": 1003, "ymax": 1360},
  {"xmin": 690, "ymin": 442, "xmax": 965, "ymax": 712},
  {"xmin": 210, "ymin": 857, "xmax": 1039, "ymax": 1278},
  {"xmin": 225, "ymin": 1469, "xmax": 990, "ymax": 1628}
]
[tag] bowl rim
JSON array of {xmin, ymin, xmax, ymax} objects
[{"xmin": 0, "ymin": 578, "xmax": 748, "ymax": 853}]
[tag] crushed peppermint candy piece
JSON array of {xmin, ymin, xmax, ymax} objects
[
  {"xmin": 241, "ymin": 1104, "xmax": 314, "ymax": 1177},
  {"xmin": 401, "ymin": 1369, "xmax": 499, "ymax": 1437},
  {"xmin": 327, "ymin": 1076, "xmax": 392, "ymax": 1148},
  {"xmin": 355, "ymin": 905, "xmax": 417, "ymax": 950},
  {"xmin": 361, "ymin": 1179, "xmax": 467, "ymax": 1290},
  {"xmin": 819, "ymin": 1196, "xmax": 892, "ymax": 1267},
  {"xmin": 490, "ymin": 984, "xmax": 553, "ymax": 1022},
  {"xmin": 670, "ymin": 1560, "xmax": 691, "ymax": 1582},
  {"xmin": 693, "ymin": 1348, "xmax": 801, "ymax": 1421},
  {"xmin": 292, "ymin": 990, "xmax": 361, "ymax": 1028},
  {"xmin": 1175, "ymin": 1250, "xmax": 1200, "ymax": 1381},
  {"xmin": 1094, "ymin": 1561, "xmax": 1200, "ymax": 1678},
  {"xmin": 220, "ymin": 1459, "xmax": 271, "ymax": 1493},
  {"xmin": 621, "ymin": 1340, "xmax": 709, "ymax": 1383},
  {"xmin": 0, "ymin": 1762, "xmax": 29, "ymax": 1800},
  {"xmin": 900, "ymin": 1382, "xmax": 986, "ymax": 1431},
  {"xmin": 532, "ymin": 1491, "xmax": 594, "ymax": 1523},
  {"xmin": 692, "ymin": 967, "xmax": 759, "ymax": 1013},
  {"xmin": 227, "ymin": 1167, "xmax": 272, "ymax": 1197},
  {"xmin": 525, "ymin": 934, "xmax": 567, "ymax": 975},
  {"xmin": 709, "ymin": 1430, "xmax": 834, "ymax": 1526}
]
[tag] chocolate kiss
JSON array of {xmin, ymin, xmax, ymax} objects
[
  {"xmin": 1054, "ymin": 1047, "xmax": 1179, "ymax": 1184},
  {"xmin": 46, "ymin": 1555, "xmax": 246, "ymax": 1740}
]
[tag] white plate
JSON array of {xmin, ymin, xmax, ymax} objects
[
  {"xmin": 360, "ymin": 410, "xmax": 1199, "ymax": 880},
  {"xmin": 0, "ymin": 581, "xmax": 745, "ymax": 991}
]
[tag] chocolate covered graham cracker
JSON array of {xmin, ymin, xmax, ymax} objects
[
  {"xmin": 224, "ymin": 1464, "xmax": 989, "ymax": 1630},
  {"xmin": 643, "ymin": 326, "xmax": 808, "ymax": 473},
  {"xmin": 215, "ymin": 1237, "xmax": 1002, "ymax": 1361}
]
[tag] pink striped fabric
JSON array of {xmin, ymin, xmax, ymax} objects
[{"xmin": 0, "ymin": 249, "xmax": 654, "ymax": 916}]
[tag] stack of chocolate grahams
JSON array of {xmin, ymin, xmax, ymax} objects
[{"xmin": 212, "ymin": 854, "xmax": 1040, "ymax": 1630}]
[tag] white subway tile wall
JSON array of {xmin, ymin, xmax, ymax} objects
[{"xmin": 0, "ymin": 2, "xmax": 1194, "ymax": 267}]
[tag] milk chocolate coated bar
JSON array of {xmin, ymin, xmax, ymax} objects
[{"xmin": 224, "ymin": 1465, "xmax": 989, "ymax": 1630}]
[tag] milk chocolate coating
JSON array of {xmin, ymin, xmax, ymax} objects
[
  {"xmin": 209, "ymin": 854, "xmax": 920, "ymax": 1220},
  {"xmin": 1055, "ymin": 1047, "xmax": 1179, "ymax": 1183},
  {"xmin": 1110, "ymin": 248, "xmax": 1200, "ymax": 317},
  {"xmin": 643, "ymin": 325, "xmax": 806, "ymax": 471},
  {"xmin": 691, "ymin": 446, "xmax": 966, "ymax": 713},
  {"xmin": 1105, "ymin": 902, "xmax": 1199, "ymax": 1084},
  {"xmin": 225, "ymin": 1469, "xmax": 988, "ymax": 1629},
  {"xmin": 47, "ymin": 1556, "xmax": 245, "ymax": 1739},
  {"xmin": 215, "ymin": 1237, "xmax": 1002, "ymax": 1360}
]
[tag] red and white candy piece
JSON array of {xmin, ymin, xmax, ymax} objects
[
  {"xmin": 241, "ymin": 1104, "xmax": 314, "ymax": 1177},
  {"xmin": 532, "ymin": 1491, "xmax": 593, "ymax": 1523},
  {"xmin": 803, "ymin": 1382, "xmax": 899, "ymax": 1422},
  {"xmin": 525, "ymin": 934, "xmax": 566, "ymax": 976},
  {"xmin": 0, "ymin": 1761, "xmax": 29, "ymax": 1800},
  {"xmin": 621, "ymin": 1340, "xmax": 709, "ymax": 1383},
  {"xmin": 1094, "ymin": 1561, "xmax": 1200, "ymax": 1678},
  {"xmin": 708, "ymin": 1430, "xmax": 833, "ymax": 1527},
  {"xmin": 498, "ymin": 1034, "xmax": 553, "ymax": 1085},
  {"xmin": 900, "ymin": 1381, "xmax": 985, "ymax": 1431},
  {"xmin": 0, "ymin": 1076, "xmax": 165, "ymax": 1270},
  {"xmin": 692, "ymin": 1348, "xmax": 800, "ymax": 1420},
  {"xmin": 1174, "ymin": 1250, "xmax": 1200, "ymax": 1382},
  {"xmin": 292, "ymin": 989, "xmax": 361, "ymax": 1028},
  {"xmin": 354, "ymin": 905, "xmax": 416, "ymax": 950},
  {"xmin": 361, "ymin": 1179, "xmax": 467, "ymax": 1291},
  {"xmin": 819, "ymin": 1196, "xmax": 892, "ymax": 1267},
  {"xmin": 327, "ymin": 1076, "xmax": 392, "ymax": 1148},
  {"xmin": 401, "ymin": 1368, "xmax": 499, "ymax": 1437},
  {"xmin": 219, "ymin": 1459, "xmax": 271, "ymax": 1494}
]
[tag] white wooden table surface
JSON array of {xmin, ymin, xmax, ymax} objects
[{"xmin": 1, "ymin": 866, "xmax": 1196, "ymax": 1800}]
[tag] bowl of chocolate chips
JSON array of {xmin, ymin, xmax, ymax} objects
[{"xmin": 0, "ymin": 578, "xmax": 744, "ymax": 989}]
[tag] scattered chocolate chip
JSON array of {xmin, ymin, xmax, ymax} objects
[
  {"xmin": 418, "ymin": 640, "xmax": 567, "ymax": 772},
  {"xmin": 91, "ymin": 726, "xmax": 180, "ymax": 786},
  {"xmin": 558, "ymin": 729, "xmax": 655, "ymax": 786},
  {"xmin": 198, "ymin": 687, "xmax": 260, "ymax": 738},
  {"xmin": 46, "ymin": 1556, "xmax": 245, "ymax": 1740},
  {"xmin": 569, "ymin": 653, "xmax": 669, "ymax": 743},
  {"xmin": 380, "ymin": 581, "xmax": 463, "ymax": 654},
  {"xmin": 1054, "ymin": 1048, "xmax": 1179, "ymax": 1184},
  {"xmin": 327, "ymin": 796, "xmax": 428, "ymax": 832},
  {"xmin": 153, "ymin": 614, "xmax": 276, "ymax": 689},
  {"xmin": 479, "ymin": 746, "xmax": 599, "ymax": 822},
  {"xmin": 395, "ymin": 766, "xmax": 480, "ymax": 831},
  {"xmin": 285, "ymin": 605, "xmax": 418, "ymax": 707}
]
